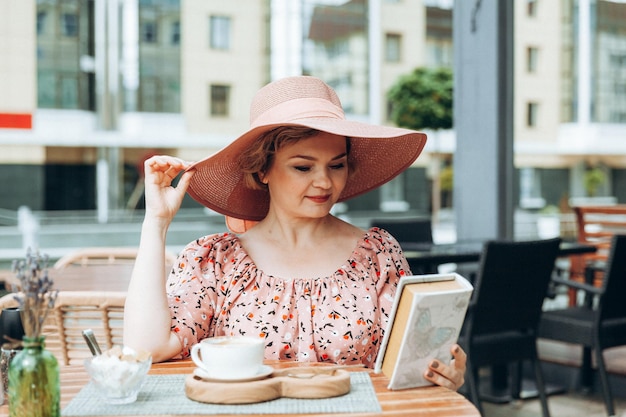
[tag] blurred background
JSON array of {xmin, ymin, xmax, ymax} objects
[{"xmin": 1, "ymin": 0, "xmax": 626, "ymax": 265}]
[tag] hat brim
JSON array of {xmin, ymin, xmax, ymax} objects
[{"xmin": 186, "ymin": 118, "xmax": 426, "ymax": 221}]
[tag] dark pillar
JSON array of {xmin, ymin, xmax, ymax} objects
[{"xmin": 453, "ymin": 0, "xmax": 514, "ymax": 241}]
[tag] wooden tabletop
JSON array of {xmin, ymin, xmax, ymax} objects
[
  {"xmin": 2, "ymin": 264, "xmax": 134, "ymax": 293},
  {"xmin": 0, "ymin": 360, "xmax": 480, "ymax": 416}
]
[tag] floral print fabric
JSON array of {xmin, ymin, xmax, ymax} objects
[{"xmin": 166, "ymin": 227, "xmax": 410, "ymax": 368}]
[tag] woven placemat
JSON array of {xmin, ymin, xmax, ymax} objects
[{"xmin": 62, "ymin": 372, "xmax": 381, "ymax": 416}]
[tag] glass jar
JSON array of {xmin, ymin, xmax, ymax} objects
[
  {"xmin": 8, "ymin": 336, "xmax": 60, "ymax": 417},
  {"xmin": 1, "ymin": 344, "xmax": 22, "ymax": 404}
]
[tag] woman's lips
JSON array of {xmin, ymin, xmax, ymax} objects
[{"xmin": 307, "ymin": 195, "xmax": 331, "ymax": 203}]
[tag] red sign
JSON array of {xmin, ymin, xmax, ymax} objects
[{"xmin": 0, "ymin": 113, "xmax": 33, "ymax": 129}]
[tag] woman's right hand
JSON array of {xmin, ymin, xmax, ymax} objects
[{"xmin": 143, "ymin": 155, "xmax": 195, "ymax": 221}]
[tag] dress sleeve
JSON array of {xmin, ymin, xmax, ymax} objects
[
  {"xmin": 362, "ymin": 228, "xmax": 412, "ymax": 359},
  {"xmin": 166, "ymin": 236, "xmax": 220, "ymax": 358},
  {"xmin": 367, "ymin": 227, "xmax": 412, "ymax": 291}
]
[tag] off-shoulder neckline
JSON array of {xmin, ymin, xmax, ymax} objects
[{"xmin": 220, "ymin": 227, "xmax": 389, "ymax": 281}]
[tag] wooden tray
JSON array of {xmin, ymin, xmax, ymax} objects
[{"xmin": 185, "ymin": 366, "xmax": 352, "ymax": 404}]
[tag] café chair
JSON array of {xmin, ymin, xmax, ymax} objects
[
  {"xmin": 51, "ymin": 291, "xmax": 127, "ymax": 365},
  {"xmin": 459, "ymin": 237, "xmax": 561, "ymax": 417},
  {"xmin": 370, "ymin": 218, "xmax": 436, "ymax": 274},
  {"xmin": 568, "ymin": 205, "xmax": 626, "ymax": 305},
  {"xmin": 0, "ymin": 291, "xmax": 126, "ymax": 365},
  {"xmin": 369, "ymin": 217, "xmax": 433, "ymax": 244},
  {"xmin": 538, "ymin": 234, "xmax": 626, "ymax": 417}
]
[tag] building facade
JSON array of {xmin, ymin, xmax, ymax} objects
[{"xmin": 1, "ymin": 0, "xmax": 625, "ymax": 218}]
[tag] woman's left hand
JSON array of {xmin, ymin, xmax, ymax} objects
[{"xmin": 423, "ymin": 343, "xmax": 466, "ymax": 391}]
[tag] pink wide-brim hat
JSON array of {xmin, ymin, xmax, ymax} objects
[{"xmin": 186, "ymin": 76, "xmax": 427, "ymax": 222}]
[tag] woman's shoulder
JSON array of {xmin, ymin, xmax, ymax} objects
[
  {"xmin": 348, "ymin": 227, "xmax": 408, "ymax": 279},
  {"xmin": 324, "ymin": 216, "xmax": 401, "ymax": 253},
  {"xmin": 362, "ymin": 226, "xmax": 402, "ymax": 248},
  {"xmin": 180, "ymin": 232, "xmax": 244, "ymax": 257},
  {"xmin": 363, "ymin": 226, "xmax": 407, "ymax": 256},
  {"xmin": 349, "ymin": 226, "xmax": 405, "ymax": 260}
]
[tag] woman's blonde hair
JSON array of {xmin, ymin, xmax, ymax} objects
[{"xmin": 238, "ymin": 126, "xmax": 352, "ymax": 190}]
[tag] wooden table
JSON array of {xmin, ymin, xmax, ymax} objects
[
  {"xmin": 0, "ymin": 360, "xmax": 480, "ymax": 416},
  {"xmin": 51, "ymin": 264, "xmax": 135, "ymax": 292},
  {"xmin": 3, "ymin": 264, "xmax": 134, "ymax": 293}
]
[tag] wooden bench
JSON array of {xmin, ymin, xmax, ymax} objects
[{"xmin": 568, "ymin": 205, "xmax": 626, "ymax": 304}]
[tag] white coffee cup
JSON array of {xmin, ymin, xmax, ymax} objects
[{"xmin": 190, "ymin": 336, "xmax": 265, "ymax": 379}]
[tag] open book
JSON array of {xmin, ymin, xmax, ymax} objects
[{"xmin": 374, "ymin": 273, "xmax": 473, "ymax": 390}]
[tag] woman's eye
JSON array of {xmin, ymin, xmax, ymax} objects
[
  {"xmin": 294, "ymin": 166, "xmax": 311, "ymax": 172},
  {"xmin": 330, "ymin": 163, "xmax": 346, "ymax": 170}
]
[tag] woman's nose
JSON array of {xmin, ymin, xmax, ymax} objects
[{"xmin": 312, "ymin": 169, "xmax": 332, "ymax": 188}]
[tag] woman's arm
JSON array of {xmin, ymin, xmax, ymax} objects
[{"xmin": 123, "ymin": 156, "xmax": 194, "ymax": 362}]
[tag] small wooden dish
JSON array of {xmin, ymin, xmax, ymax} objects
[{"xmin": 185, "ymin": 366, "xmax": 352, "ymax": 404}]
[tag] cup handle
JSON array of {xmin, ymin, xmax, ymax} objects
[{"xmin": 190, "ymin": 344, "xmax": 206, "ymax": 371}]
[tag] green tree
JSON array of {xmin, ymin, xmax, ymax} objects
[
  {"xmin": 583, "ymin": 166, "xmax": 606, "ymax": 197},
  {"xmin": 387, "ymin": 67, "xmax": 454, "ymax": 216},
  {"xmin": 387, "ymin": 67, "xmax": 453, "ymax": 131}
]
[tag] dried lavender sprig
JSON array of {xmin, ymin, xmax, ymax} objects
[{"xmin": 11, "ymin": 249, "xmax": 58, "ymax": 339}]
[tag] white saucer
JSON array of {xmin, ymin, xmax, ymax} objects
[{"xmin": 193, "ymin": 365, "xmax": 274, "ymax": 383}]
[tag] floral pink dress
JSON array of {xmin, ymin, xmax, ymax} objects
[{"xmin": 166, "ymin": 227, "xmax": 411, "ymax": 368}]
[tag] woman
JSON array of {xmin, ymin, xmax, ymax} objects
[{"xmin": 124, "ymin": 76, "xmax": 465, "ymax": 390}]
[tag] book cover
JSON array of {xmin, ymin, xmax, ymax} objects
[{"xmin": 374, "ymin": 273, "xmax": 473, "ymax": 390}]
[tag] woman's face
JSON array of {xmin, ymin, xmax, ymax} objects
[{"xmin": 263, "ymin": 132, "xmax": 349, "ymax": 220}]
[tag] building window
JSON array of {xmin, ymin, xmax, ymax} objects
[
  {"xmin": 210, "ymin": 84, "xmax": 230, "ymax": 116},
  {"xmin": 527, "ymin": 0, "xmax": 538, "ymax": 17},
  {"xmin": 527, "ymin": 102, "xmax": 539, "ymax": 127},
  {"xmin": 37, "ymin": 71, "xmax": 56, "ymax": 108},
  {"xmin": 139, "ymin": 77, "xmax": 162, "ymax": 112},
  {"xmin": 210, "ymin": 15, "xmax": 231, "ymax": 50},
  {"xmin": 326, "ymin": 39, "xmax": 349, "ymax": 59},
  {"xmin": 61, "ymin": 13, "xmax": 78, "ymax": 37},
  {"xmin": 60, "ymin": 74, "xmax": 79, "ymax": 109},
  {"xmin": 385, "ymin": 33, "xmax": 401, "ymax": 62},
  {"xmin": 609, "ymin": 111, "xmax": 626, "ymax": 123},
  {"xmin": 141, "ymin": 20, "xmax": 158, "ymax": 43},
  {"xmin": 37, "ymin": 11, "xmax": 47, "ymax": 36},
  {"xmin": 134, "ymin": 1, "xmax": 181, "ymax": 113},
  {"xmin": 171, "ymin": 21, "xmax": 180, "ymax": 45},
  {"xmin": 527, "ymin": 47, "xmax": 538, "ymax": 73},
  {"xmin": 610, "ymin": 53, "xmax": 626, "ymax": 68},
  {"xmin": 519, "ymin": 167, "xmax": 543, "ymax": 209}
]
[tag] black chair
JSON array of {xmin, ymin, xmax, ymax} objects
[
  {"xmin": 369, "ymin": 217, "xmax": 433, "ymax": 244},
  {"xmin": 370, "ymin": 218, "xmax": 435, "ymax": 273},
  {"xmin": 538, "ymin": 234, "xmax": 626, "ymax": 417},
  {"xmin": 459, "ymin": 237, "xmax": 561, "ymax": 417}
]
